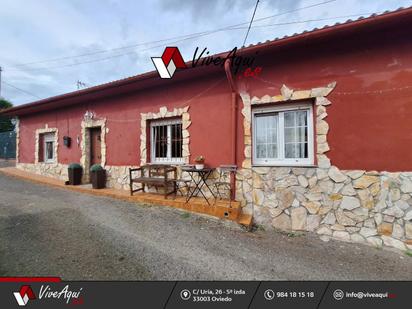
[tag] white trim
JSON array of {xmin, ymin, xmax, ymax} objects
[
  {"xmin": 150, "ymin": 118, "xmax": 184, "ymax": 164},
  {"xmin": 252, "ymin": 102, "xmax": 314, "ymax": 166},
  {"xmin": 150, "ymin": 118, "xmax": 182, "ymax": 127},
  {"xmin": 35, "ymin": 127, "xmax": 58, "ymax": 164},
  {"xmin": 140, "ymin": 106, "xmax": 190, "ymax": 165},
  {"xmin": 80, "ymin": 118, "xmax": 107, "ymax": 184}
]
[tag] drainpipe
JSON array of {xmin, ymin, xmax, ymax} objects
[{"xmin": 224, "ymin": 59, "xmax": 238, "ymax": 200}]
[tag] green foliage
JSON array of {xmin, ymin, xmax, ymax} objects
[
  {"xmin": 0, "ymin": 99, "xmax": 14, "ymax": 132},
  {"xmin": 68, "ymin": 163, "xmax": 82, "ymax": 169},
  {"xmin": 287, "ymin": 232, "xmax": 304, "ymax": 238},
  {"xmin": 90, "ymin": 164, "xmax": 104, "ymax": 172},
  {"xmin": 255, "ymin": 224, "xmax": 265, "ymax": 231},
  {"xmin": 405, "ymin": 250, "xmax": 412, "ymax": 257},
  {"xmin": 181, "ymin": 212, "xmax": 190, "ymax": 219},
  {"xmin": 274, "ymin": 228, "xmax": 305, "ymax": 237},
  {"xmin": 0, "ymin": 99, "xmax": 12, "ymax": 109}
]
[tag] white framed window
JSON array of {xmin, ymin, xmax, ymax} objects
[
  {"xmin": 252, "ymin": 103, "xmax": 314, "ymax": 166},
  {"xmin": 43, "ymin": 133, "xmax": 56, "ymax": 163},
  {"xmin": 150, "ymin": 118, "xmax": 183, "ymax": 164}
]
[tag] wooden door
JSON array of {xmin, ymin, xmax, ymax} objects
[{"xmin": 90, "ymin": 128, "xmax": 102, "ymax": 165}]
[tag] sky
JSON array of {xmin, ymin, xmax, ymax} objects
[{"xmin": 0, "ymin": 0, "xmax": 411, "ymax": 105}]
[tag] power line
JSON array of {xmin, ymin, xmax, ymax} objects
[
  {"xmin": 242, "ymin": 0, "xmax": 260, "ymax": 47},
  {"xmin": 6, "ymin": 10, "xmax": 378, "ymax": 75},
  {"xmin": 5, "ymin": 0, "xmax": 338, "ymax": 71},
  {"xmin": 2, "ymin": 81, "xmax": 41, "ymax": 99},
  {"xmin": 12, "ymin": 12, "xmax": 379, "ymax": 74},
  {"xmin": 6, "ymin": 31, "xmax": 217, "ymax": 72},
  {"xmin": 7, "ymin": 9, "xmax": 353, "ymax": 74},
  {"xmin": 247, "ymin": 0, "xmax": 337, "ymax": 24},
  {"xmin": 244, "ymin": 12, "xmax": 380, "ymax": 28},
  {"xmin": 9, "ymin": 31, "xmax": 213, "ymax": 68},
  {"xmin": 224, "ymin": 12, "xmax": 383, "ymax": 34},
  {"xmin": 8, "ymin": 10, "xmax": 374, "ymax": 75}
]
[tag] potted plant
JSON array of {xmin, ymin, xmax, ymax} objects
[
  {"xmin": 90, "ymin": 164, "xmax": 106, "ymax": 189},
  {"xmin": 68, "ymin": 163, "xmax": 82, "ymax": 185},
  {"xmin": 194, "ymin": 155, "xmax": 205, "ymax": 170}
]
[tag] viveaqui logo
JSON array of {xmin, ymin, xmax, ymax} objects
[
  {"xmin": 13, "ymin": 284, "xmax": 84, "ymax": 306},
  {"xmin": 151, "ymin": 47, "xmax": 187, "ymax": 79},
  {"xmin": 152, "ymin": 46, "xmax": 261, "ymax": 79},
  {"xmin": 13, "ymin": 285, "xmax": 36, "ymax": 306}
]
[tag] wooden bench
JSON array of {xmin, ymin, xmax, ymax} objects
[{"xmin": 129, "ymin": 164, "xmax": 177, "ymax": 198}]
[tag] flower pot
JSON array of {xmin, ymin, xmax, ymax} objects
[
  {"xmin": 68, "ymin": 167, "xmax": 82, "ymax": 185},
  {"xmin": 91, "ymin": 169, "xmax": 106, "ymax": 189},
  {"xmin": 195, "ymin": 164, "xmax": 204, "ymax": 170}
]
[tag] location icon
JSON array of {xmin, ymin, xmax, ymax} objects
[{"xmin": 180, "ymin": 289, "xmax": 191, "ymax": 300}]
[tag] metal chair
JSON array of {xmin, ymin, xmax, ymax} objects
[
  {"xmin": 214, "ymin": 165, "xmax": 237, "ymax": 206},
  {"xmin": 173, "ymin": 165, "xmax": 194, "ymax": 198}
]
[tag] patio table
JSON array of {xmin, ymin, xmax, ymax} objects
[{"xmin": 181, "ymin": 166, "xmax": 215, "ymax": 205}]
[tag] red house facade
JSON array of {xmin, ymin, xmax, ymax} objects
[{"xmin": 3, "ymin": 8, "xmax": 412, "ymax": 251}]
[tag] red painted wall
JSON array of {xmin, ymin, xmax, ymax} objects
[
  {"xmin": 18, "ymin": 21, "xmax": 412, "ymax": 172},
  {"xmin": 240, "ymin": 23, "xmax": 412, "ymax": 172},
  {"xmin": 19, "ymin": 74, "xmax": 234, "ymax": 168}
]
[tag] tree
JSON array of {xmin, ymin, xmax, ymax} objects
[{"xmin": 0, "ymin": 98, "xmax": 14, "ymax": 132}]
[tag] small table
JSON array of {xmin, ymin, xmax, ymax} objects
[{"xmin": 182, "ymin": 167, "xmax": 215, "ymax": 205}]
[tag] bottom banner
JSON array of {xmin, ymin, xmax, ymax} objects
[{"xmin": 0, "ymin": 278, "xmax": 410, "ymax": 308}]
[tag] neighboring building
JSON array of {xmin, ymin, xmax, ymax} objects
[
  {"xmin": 0, "ymin": 130, "xmax": 16, "ymax": 159},
  {"xmin": 2, "ymin": 8, "xmax": 412, "ymax": 251}
]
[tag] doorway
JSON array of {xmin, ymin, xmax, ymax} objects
[{"xmin": 89, "ymin": 127, "xmax": 102, "ymax": 166}]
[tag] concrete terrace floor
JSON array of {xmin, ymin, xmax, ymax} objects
[{"xmin": 0, "ymin": 166, "xmax": 411, "ymax": 280}]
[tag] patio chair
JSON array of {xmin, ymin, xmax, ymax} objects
[
  {"xmin": 172, "ymin": 165, "xmax": 194, "ymax": 198},
  {"xmin": 214, "ymin": 165, "xmax": 237, "ymax": 206}
]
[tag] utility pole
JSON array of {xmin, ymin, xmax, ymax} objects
[{"xmin": 0, "ymin": 66, "xmax": 2, "ymax": 98}]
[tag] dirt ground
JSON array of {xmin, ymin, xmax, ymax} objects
[{"xmin": 0, "ymin": 172, "xmax": 411, "ymax": 280}]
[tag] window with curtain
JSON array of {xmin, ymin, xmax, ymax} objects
[
  {"xmin": 150, "ymin": 118, "xmax": 183, "ymax": 163},
  {"xmin": 253, "ymin": 104, "xmax": 314, "ymax": 166},
  {"xmin": 41, "ymin": 132, "xmax": 56, "ymax": 163}
]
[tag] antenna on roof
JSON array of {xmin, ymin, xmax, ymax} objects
[{"xmin": 76, "ymin": 80, "xmax": 88, "ymax": 90}]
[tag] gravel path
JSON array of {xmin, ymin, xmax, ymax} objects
[{"xmin": 0, "ymin": 172, "xmax": 411, "ymax": 280}]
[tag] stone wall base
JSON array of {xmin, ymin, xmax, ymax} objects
[
  {"xmin": 15, "ymin": 162, "xmax": 412, "ymax": 252},
  {"xmin": 236, "ymin": 166, "xmax": 412, "ymax": 252},
  {"xmin": 15, "ymin": 163, "xmax": 226, "ymax": 199},
  {"xmin": 17, "ymin": 162, "xmax": 69, "ymax": 181},
  {"xmin": 16, "ymin": 163, "xmax": 141, "ymax": 190}
]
